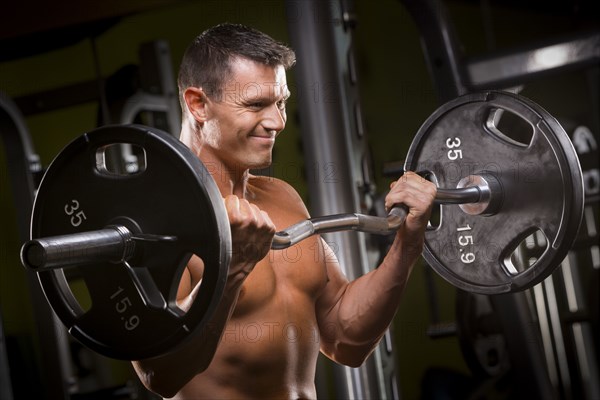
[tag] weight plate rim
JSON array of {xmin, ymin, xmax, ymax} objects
[
  {"xmin": 30, "ymin": 124, "xmax": 231, "ymax": 359},
  {"xmin": 405, "ymin": 91, "xmax": 584, "ymax": 294}
]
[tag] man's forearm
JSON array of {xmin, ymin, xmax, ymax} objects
[
  {"xmin": 131, "ymin": 274, "xmax": 245, "ymax": 397},
  {"xmin": 323, "ymin": 235, "xmax": 422, "ymax": 361}
]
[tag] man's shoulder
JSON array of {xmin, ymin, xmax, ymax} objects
[
  {"xmin": 248, "ymin": 175, "xmax": 308, "ymax": 214},
  {"xmin": 249, "ymin": 174, "xmax": 299, "ymax": 196}
]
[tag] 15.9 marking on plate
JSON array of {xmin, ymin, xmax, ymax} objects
[
  {"xmin": 110, "ymin": 286, "xmax": 140, "ymax": 331},
  {"xmin": 457, "ymin": 224, "xmax": 475, "ymax": 264}
]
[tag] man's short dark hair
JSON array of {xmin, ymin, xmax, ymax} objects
[{"xmin": 178, "ymin": 23, "xmax": 296, "ymax": 108}]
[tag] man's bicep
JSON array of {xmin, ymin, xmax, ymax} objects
[
  {"xmin": 315, "ymin": 238, "xmax": 349, "ymax": 330},
  {"xmin": 187, "ymin": 255, "xmax": 205, "ymax": 287},
  {"xmin": 177, "ymin": 255, "xmax": 205, "ymax": 302}
]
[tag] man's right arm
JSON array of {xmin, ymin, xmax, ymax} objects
[
  {"xmin": 131, "ymin": 195, "xmax": 276, "ymax": 397},
  {"xmin": 131, "ymin": 266, "xmax": 244, "ymax": 397}
]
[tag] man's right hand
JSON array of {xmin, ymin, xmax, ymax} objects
[{"xmin": 224, "ymin": 195, "xmax": 276, "ymax": 280}]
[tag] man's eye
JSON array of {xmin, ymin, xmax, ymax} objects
[{"xmin": 277, "ymin": 100, "xmax": 287, "ymax": 110}]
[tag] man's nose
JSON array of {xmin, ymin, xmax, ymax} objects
[{"xmin": 263, "ymin": 103, "xmax": 286, "ymax": 133}]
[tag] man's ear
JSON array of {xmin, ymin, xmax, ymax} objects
[{"xmin": 183, "ymin": 87, "xmax": 209, "ymax": 123}]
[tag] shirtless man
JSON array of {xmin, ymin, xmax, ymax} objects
[{"xmin": 132, "ymin": 23, "xmax": 437, "ymax": 399}]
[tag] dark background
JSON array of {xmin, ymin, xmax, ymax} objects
[{"xmin": 1, "ymin": 1, "xmax": 598, "ymax": 399}]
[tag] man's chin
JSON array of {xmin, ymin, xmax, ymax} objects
[{"xmin": 249, "ymin": 159, "xmax": 273, "ymax": 173}]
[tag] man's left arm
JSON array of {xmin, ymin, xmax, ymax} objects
[{"xmin": 315, "ymin": 172, "xmax": 436, "ymax": 366}]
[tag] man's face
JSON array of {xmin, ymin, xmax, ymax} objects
[{"xmin": 202, "ymin": 57, "xmax": 290, "ymax": 171}]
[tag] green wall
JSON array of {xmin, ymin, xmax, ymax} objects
[
  {"xmin": 0, "ymin": 0, "xmax": 301, "ymax": 393},
  {"xmin": 1, "ymin": 1, "xmax": 595, "ymax": 398}
]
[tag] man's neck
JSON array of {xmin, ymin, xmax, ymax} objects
[
  {"xmin": 180, "ymin": 125, "xmax": 249, "ymax": 198},
  {"xmin": 204, "ymin": 152, "xmax": 250, "ymax": 198}
]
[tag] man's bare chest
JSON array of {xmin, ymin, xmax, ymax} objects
[{"xmin": 232, "ymin": 241, "xmax": 327, "ymax": 318}]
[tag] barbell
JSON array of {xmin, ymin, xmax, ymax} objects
[{"xmin": 19, "ymin": 91, "xmax": 584, "ymax": 360}]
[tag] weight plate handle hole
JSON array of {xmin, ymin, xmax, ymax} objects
[
  {"xmin": 427, "ymin": 202, "xmax": 442, "ymax": 231},
  {"xmin": 67, "ymin": 275, "xmax": 93, "ymax": 316},
  {"xmin": 503, "ymin": 228, "xmax": 549, "ymax": 276},
  {"xmin": 173, "ymin": 253, "xmax": 206, "ymax": 316},
  {"xmin": 95, "ymin": 143, "xmax": 147, "ymax": 176},
  {"xmin": 420, "ymin": 171, "xmax": 443, "ymax": 231},
  {"xmin": 485, "ymin": 108, "xmax": 534, "ymax": 148}
]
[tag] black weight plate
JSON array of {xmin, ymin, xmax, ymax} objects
[
  {"xmin": 456, "ymin": 291, "xmax": 510, "ymax": 378},
  {"xmin": 405, "ymin": 91, "xmax": 584, "ymax": 294},
  {"xmin": 30, "ymin": 125, "xmax": 231, "ymax": 359}
]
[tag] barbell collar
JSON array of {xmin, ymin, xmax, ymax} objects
[
  {"xmin": 457, "ymin": 173, "xmax": 503, "ymax": 216},
  {"xmin": 21, "ymin": 225, "xmax": 136, "ymax": 270}
]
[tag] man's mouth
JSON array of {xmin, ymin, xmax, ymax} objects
[{"xmin": 249, "ymin": 134, "xmax": 276, "ymax": 142}]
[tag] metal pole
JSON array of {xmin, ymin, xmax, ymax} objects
[
  {"xmin": 285, "ymin": 1, "xmax": 391, "ymax": 398},
  {"xmin": 0, "ymin": 92, "xmax": 72, "ymax": 399}
]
